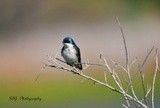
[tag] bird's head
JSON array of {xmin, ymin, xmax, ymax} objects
[{"xmin": 62, "ymin": 37, "xmax": 75, "ymax": 46}]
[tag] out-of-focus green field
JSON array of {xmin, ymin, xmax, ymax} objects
[
  {"xmin": 0, "ymin": 69, "xmax": 120, "ymax": 107},
  {"xmin": 0, "ymin": 67, "xmax": 160, "ymax": 108}
]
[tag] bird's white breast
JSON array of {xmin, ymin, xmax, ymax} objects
[{"xmin": 62, "ymin": 44, "xmax": 78, "ymax": 64}]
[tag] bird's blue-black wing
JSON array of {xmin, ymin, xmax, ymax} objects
[{"xmin": 74, "ymin": 45, "xmax": 82, "ymax": 70}]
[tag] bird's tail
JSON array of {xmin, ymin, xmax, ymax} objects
[{"xmin": 75, "ymin": 64, "xmax": 82, "ymax": 70}]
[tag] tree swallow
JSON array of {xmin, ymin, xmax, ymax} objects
[{"xmin": 61, "ymin": 37, "xmax": 82, "ymax": 70}]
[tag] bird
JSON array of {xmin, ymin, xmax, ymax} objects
[{"xmin": 61, "ymin": 37, "xmax": 82, "ymax": 70}]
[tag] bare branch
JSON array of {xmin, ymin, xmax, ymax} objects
[
  {"xmin": 141, "ymin": 85, "xmax": 151, "ymax": 102},
  {"xmin": 116, "ymin": 17, "xmax": 129, "ymax": 68},
  {"xmin": 107, "ymin": 56, "xmax": 127, "ymax": 73},
  {"xmin": 132, "ymin": 46, "xmax": 154, "ymax": 81},
  {"xmin": 145, "ymin": 85, "xmax": 151, "ymax": 98},
  {"xmin": 35, "ymin": 62, "xmax": 47, "ymax": 81},
  {"xmin": 103, "ymin": 71, "xmax": 107, "ymax": 84},
  {"xmin": 122, "ymin": 104, "xmax": 129, "ymax": 108},
  {"xmin": 35, "ymin": 54, "xmax": 55, "ymax": 81},
  {"xmin": 113, "ymin": 68, "xmax": 123, "ymax": 87},
  {"xmin": 142, "ymin": 46, "xmax": 154, "ymax": 67},
  {"xmin": 138, "ymin": 46, "xmax": 154, "ymax": 106},
  {"xmin": 44, "ymin": 59, "xmax": 148, "ymax": 108},
  {"xmin": 56, "ymin": 57, "xmax": 106, "ymax": 67},
  {"xmin": 129, "ymin": 58, "xmax": 137, "ymax": 67},
  {"xmin": 101, "ymin": 53, "xmax": 131, "ymax": 107},
  {"xmin": 116, "ymin": 17, "xmax": 138, "ymax": 104},
  {"xmin": 39, "ymin": 51, "xmax": 149, "ymax": 108},
  {"xmin": 152, "ymin": 48, "xmax": 159, "ymax": 108}
]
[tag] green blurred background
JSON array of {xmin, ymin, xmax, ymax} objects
[{"xmin": 0, "ymin": 0, "xmax": 160, "ymax": 108}]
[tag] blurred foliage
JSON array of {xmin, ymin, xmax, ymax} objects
[{"xmin": 0, "ymin": 0, "xmax": 160, "ymax": 32}]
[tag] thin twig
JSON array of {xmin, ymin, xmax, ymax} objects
[
  {"xmin": 132, "ymin": 46, "xmax": 154, "ymax": 80},
  {"xmin": 145, "ymin": 85, "xmax": 151, "ymax": 99},
  {"xmin": 116, "ymin": 17, "xmax": 129, "ymax": 68},
  {"xmin": 142, "ymin": 46, "xmax": 154, "ymax": 67},
  {"xmin": 152, "ymin": 48, "xmax": 159, "ymax": 108},
  {"xmin": 103, "ymin": 71, "xmax": 107, "ymax": 83},
  {"xmin": 113, "ymin": 68, "xmax": 123, "ymax": 87},
  {"xmin": 122, "ymin": 104, "xmax": 129, "ymax": 108},
  {"xmin": 141, "ymin": 85, "xmax": 151, "ymax": 102},
  {"xmin": 138, "ymin": 46, "xmax": 154, "ymax": 106},
  {"xmin": 129, "ymin": 58, "xmax": 137, "ymax": 67},
  {"xmin": 56, "ymin": 57, "xmax": 106, "ymax": 67},
  {"xmin": 35, "ymin": 55, "xmax": 53, "ymax": 81},
  {"xmin": 101, "ymin": 53, "xmax": 131, "ymax": 107},
  {"xmin": 108, "ymin": 56, "xmax": 127, "ymax": 73},
  {"xmin": 35, "ymin": 62, "xmax": 47, "ymax": 81},
  {"xmin": 116, "ymin": 17, "xmax": 138, "ymax": 104}
]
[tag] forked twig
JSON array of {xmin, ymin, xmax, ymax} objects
[
  {"xmin": 100, "ymin": 53, "xmax": 131, "ymax": 107},
  {"xmin": 116, "ymin": 17, "xmax": 138, "ymax": 105}
]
